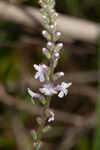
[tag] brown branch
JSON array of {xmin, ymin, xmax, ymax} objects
[
  {"xmin": 0, "ymin": 84, "xmax": 94, "ymax": 127},
  {"xmin": 59, "ymin": 113, "xmax": 96, "ymax": 150},
  {"xmin": 0, "ymin": 2, "xmax": 100, "ymax": 42}
]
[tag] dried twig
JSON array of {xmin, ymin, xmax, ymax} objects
[{"xmin": 58, "ymin": 113, "xmax": 96, "ymax": 150}]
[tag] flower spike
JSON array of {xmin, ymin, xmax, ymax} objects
[{"xmin": 27, "ymin": 0, "xmax": 72, "ymax": 149}]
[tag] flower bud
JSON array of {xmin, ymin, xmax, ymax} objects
[
  {"xmin": 50, "ymin": 24, "xmax": 55, "ymax": 29},
  {"xmin": 56, "ymin": 72, "xmax": 64, "ymax": 77},
  {"xmin": 53, "ymin": 32, "xmax": 61, "ymax": 42},
  {"xmin": 54, "ymin": 43, "xmax": 63, "ymax": 53},
  {"xmin": 53, "ymin": 72, "xmax": 64, "ymax": 81},
  {"xmin": 54, "ymin": 52, "xmax": 59, "ymax": 58},
  {"xmin": 42, "ymin": 48, "xmax": 51, "ymax": 59},
  {"xmin": 42, "ymin": 30, "xmax": 51, "ymax": 41},
  {"xmin": 47, "ymin": 42, "xmax": 54, "ymax": 50},
  {"xmin": 49, "ymin": 24, "xmax": 56, "ymax": 33},
  {"xmin": 56, "ymin": 32, "xmax": 61, "ymax": 37},
  {"xmin": 39, "ymin": 0, "xmax": 47, "ymax": 8},
  {"xmin": 55, "ymin": 12, "xmax": 58, "ymax": 17}
]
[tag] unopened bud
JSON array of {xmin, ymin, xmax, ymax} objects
[
  {"xmin": 50, "ymin": 24, "xmax": 55, "ymax": 29},
  {"xmin": 56, "ymin": 72, "xmax": 64, "ymax": 77},
  {"xmin": 39, "ymin": 0, "xmax": 47, "ymax": 8},
  {"xmin": 42, "ymin": 48, "xmax": 51, "ymax": 59},
  {"xmin": 57, "ymin": 43, "xmax": 63, "ymax": 48},
  {"xmin": 54, "ymin": 43, "xmax": 63, "ymax": 52},
  {"xmin": 53, "ymin": 32, "xmax": 61, "ymax": 42},
  {"xmin": 42, "ymin": 47, "xmax": 47, "ymax": 52},
  {"xmin": 47, "ymin": 42, "xmax": 54, "ymax": 51},
  {"xmin": 42, "ymin": 30, "xmax": 51, "ymax": 40},
  {"xmin": 49, "ymin": 24, "xmax": 56, "ymax": 33},
  {"xmin": 55, "ymin": 12, "xmax": 58, "ymax": 17},
  {"xmin": 42, "ymin": 15, "xmax": 46, "ymax": 19},
  {"xmin": 57, "ymin": 32, "xmax": 61, "ymax": 37},
  {"xmin": 54, "ymin": 53, "xmax": 59, "ymax": 58},
  {"xmin": 53, "ymin": 72, "xmax": 64, "ymax": 81}
]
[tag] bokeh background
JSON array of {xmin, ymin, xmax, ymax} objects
[{"xmin": 0, "ymin": 0, "xmax": 99, "ymax": 150}]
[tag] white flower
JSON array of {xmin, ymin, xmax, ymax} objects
[
  {"xmin": 56, "ymin": 82, "xmax": 72, "ymax": 98},
  {"xmin": 27, "ymin": 88, "xmax": 41, "ymax": 99},
  {"xmin": 39, "ymin": 83, "xmax": 57, "ymax": 96},
  {"xmin": 48, "ymin": 110, "xmax": 55, "ymax": 122},
  {"xmin": 34, "ymin": 64, "xmax": 48, "ymax": 82}
]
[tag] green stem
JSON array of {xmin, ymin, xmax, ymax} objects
[
  {"xmin": 37, "ymin": 96, "xmax": 51, "ymax": 141},
  {"xmin": 34, "ymin": 57, "xmax": 54, "ymax": 150},
  {"xmin": 33, "ymin": 1, "xmax": 56, "ymax": 149}
]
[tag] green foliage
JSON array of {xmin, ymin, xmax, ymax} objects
[
  {"xmin": 76, "ymin": 137, "xmax": 90, "ymax": 150},
  {"xmin": 0, "ymin": 138, "xmax": 16, "ymax": 150},
  {"xmin": 93, "ymin": 40, "xmax": 100, "ymax": 150},
  {"xmin": 64, "ymin": 0, "xmax": 83, "ymax": 17}
]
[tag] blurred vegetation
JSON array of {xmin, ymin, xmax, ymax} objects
[{"xmin": 0, "ymin": 0, "xmax": 99, "ymax": 150}]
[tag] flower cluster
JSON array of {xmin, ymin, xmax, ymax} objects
[{"xmin": 27, "ymin": 0, "xmax": 72, "ymax": 150}]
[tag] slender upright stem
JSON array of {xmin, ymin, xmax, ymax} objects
[{"xmin": 35, "ymin": 44, "xmax": 55, "ymax": 147}]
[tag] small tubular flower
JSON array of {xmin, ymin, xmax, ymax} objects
[
  {"xmin": 39, "ymin": 83, "xmax": 57, "ymax": 96},
  {"xmin": 27, "ymin": 88, "xmax": 41, "ymax": 99},
  {"xmin": 34, "ymin": 64, "xmax": 48, "ymax": 82},
  {"xmin": 56, "ymin": 82, "xmax": 72, "ymax": 98}
]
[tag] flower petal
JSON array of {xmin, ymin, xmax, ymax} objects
[
  {"xmin": 51, "ymin": 89, "xmax": 57, "ymax": 94},
  {"xmin": 58, "ymin": 91, "xmax": 64, "ymax": 98},
  {"xmin": 62, "ymin": 82, "xmax": 72, "ymax": 88},
  {"xmin": 31, "ymin": 98, "xmax": 35, "ymax": 104},
  {"xmin": 63, "ymin": 89, "xmax": 68, "ymax": 96},
  {"xmin": 40, "ymin": 74, "xmax": 45, "ymax": 82},
  {"xmin": 27, "ymin": 88, "xmax": 35, "ymax": 98},
  {"xmin": 34, "ymin": 72, "xmax": 40, "ymax": 79},
  {"xmin": 39, "ymin": 88, "xmax": 44, "ymax": 94},
  {"xmin": 34, "ymin": 64, "xmax": 40, "ymax": 71}
]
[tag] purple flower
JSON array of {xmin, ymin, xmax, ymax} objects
[
  {"xmin": 34, "ymin": 64, "xmax": 48, "ymax": 82},
  {"xmin": 56, "ymin": 82, "xmax": 72, "ymax": 98},
  {"xmin": 39, "ymin": 83, "xmax": 57, "ymax": 96},
  {"xmin": 27, "ymin": 88, "xmax": 41, "ymax": 99}
]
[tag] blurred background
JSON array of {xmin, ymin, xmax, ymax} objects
[{"xmin": 0, "ymin": 0, "xmax": 99, "ymax": 150}]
